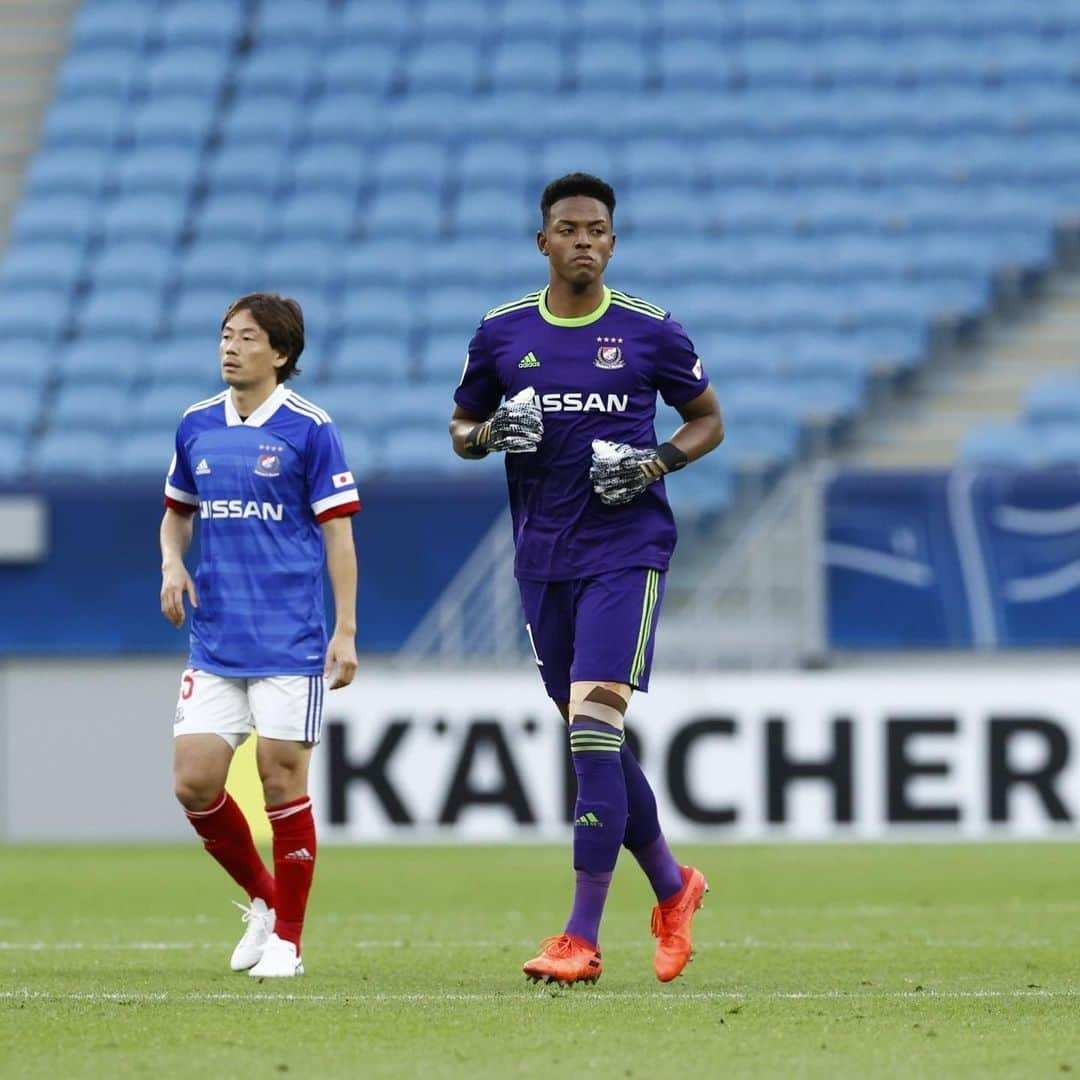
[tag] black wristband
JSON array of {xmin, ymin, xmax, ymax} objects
[
  {"xmin": 656, "ymin": 442, "xmax": 689, "ymax": 473},
  {"xmin": 464, "ymin": 421, "xmax": 491, "ymax": 457}
]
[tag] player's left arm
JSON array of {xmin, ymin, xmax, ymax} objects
[
  {"xmin": 320, "ymin": 515, "xmax": 358, "ymax": 690},
  {"xmin": 666, "ymin": 384, "xmax": 725, "ymax": 466}
]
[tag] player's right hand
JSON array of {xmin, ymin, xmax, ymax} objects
[
  {"xmin": 471, "ymin": 386, "xmax": 543, "ymax": 454},
  {"xmin": 160, "ymin": 562, "xmax": 198, "ymax": 628}
]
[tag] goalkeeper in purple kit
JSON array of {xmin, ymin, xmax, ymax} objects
[{"xmin": 448, "ymin": 173, "xmax": 724, "ymax": 985}]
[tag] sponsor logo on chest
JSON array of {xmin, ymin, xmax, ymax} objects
[
  {"xmin": 201, "ymin": 499, "xmax": 284, "ymax": 521},
  {"xmin": 539, "ymin": 391, "xmax": 629, "ymax": 413}
]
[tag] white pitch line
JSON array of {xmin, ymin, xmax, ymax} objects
[{"xmin": 3, "ymin": 989, "xmax": 1079, "ymax": 1005}]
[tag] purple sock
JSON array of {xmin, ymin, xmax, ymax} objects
[
  {"xmin": 621, "ymin": 741, "xmax": 684, "ymax": 902},
  {"xmin": 564, "ymin": 721, "xmax": 627, "ymax": 946}
]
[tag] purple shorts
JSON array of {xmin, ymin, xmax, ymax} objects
[{"xmin": 517, "ymin": 567, "xmax": 666, "ymax": 703}]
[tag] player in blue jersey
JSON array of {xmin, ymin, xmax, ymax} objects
[
  {"xmin": 450, "ymin": 174, "xmax": 724, "ymax": 985},
  {"xmin": 160, "ymin": 293, "xmax": 360, "ymax": 978}
]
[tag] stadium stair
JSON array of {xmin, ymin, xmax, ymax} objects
[{"xmin": 0, "ymin": 0, "xmax": 79, "ymax": 246}]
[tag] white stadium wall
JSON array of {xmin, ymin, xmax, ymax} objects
[{"xmin": 2, "ymin": 659, "xmax": 1079, "ymax": 842}]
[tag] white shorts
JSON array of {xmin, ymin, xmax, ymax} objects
[{"xmin": 173, "ymin": 668, "xmax": 325, "ymax": 749}]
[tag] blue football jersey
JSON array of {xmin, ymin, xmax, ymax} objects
[
  {"xmin": 164, "ymin": 384, "xmax": 361, "ymax": 677},
  {"xmin": 454, "ymin": 286, "xmax": 709, "ymax": 581}
]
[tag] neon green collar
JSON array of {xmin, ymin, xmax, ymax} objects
[{"xmin": 539, "ymin": 285, "xmax": 611, "ymax": 327}]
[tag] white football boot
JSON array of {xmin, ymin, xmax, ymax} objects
[
  {"xmin": 249, "ymin": 932, "xmax": 304, "ymax": 978},
  {"xmin": 230, "ymin": 898, "xmax": 275, "ymax": 972}
]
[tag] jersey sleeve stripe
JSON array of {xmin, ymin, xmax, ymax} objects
[
  {"xmin": 315, "ymin": 500, "xmax": 360, "ymax": 524},
  {"xmin": 610, "ymin": 290, "xmax": 666, "ymax": 316},
  {"xmin": 182, "ymin": 391, "xmax": 228, "ymax": 416},
  {"xmin": 288, "ymin": 393, "xmax": 331, "ymax": 423},
  {"xmin": 282, "ymin": 398, "xmax": 326, "ymax": 425},
  {"xmin": 163, "ymin": 496, "xmax": 197, "ymax": 515},
  {"xmin": 610, "ymin": 296, "xmax": 666, "ymax": 320},
  {"xmin": 164, "ymin": 482, "xmax": 198, "ymax": 506},
  {"xmin": 312, "ymin": 489, "xmax": 361, "ymax": 518},
  {"xmin": 483, "ymin": 292, "xmax": 542, "ymax": 320}
]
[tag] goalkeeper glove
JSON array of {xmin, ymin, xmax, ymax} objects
[
  {"xmin": 590, "ymin": 439, "xmax": 689, "ymax": 506},
  {"xmin": 465, "ymin": 387, "xmax": 544, "ymax": 455}
]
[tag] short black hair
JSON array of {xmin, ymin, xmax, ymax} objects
[
  {"xmin": 540, "ymin": 172, "xmax": 616, "ymax": 226},
  {"xmin": 223, "ymin": 292, "xmax": 305, "ymax": 383}
]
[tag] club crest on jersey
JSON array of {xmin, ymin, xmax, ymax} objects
[
  {"xmin": 595, "ymin": 336, "xmax": 624, "ymax": 370},
  {"xmin": 254, "ymin": 453, "xmax": 280, "ymax": 477}
]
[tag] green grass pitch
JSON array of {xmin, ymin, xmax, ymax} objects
[{"xmin": 2, "ymin": 842, "xmax": 1079, "ymax": 1078}]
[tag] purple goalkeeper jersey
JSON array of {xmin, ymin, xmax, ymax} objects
[{"xmin": 454, "ymin": 285, "xmax": 709, "ymax": 581}]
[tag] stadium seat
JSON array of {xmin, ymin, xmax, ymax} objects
[
  {"xmin": 99, "ymin": 193, "xmax": 187, "ymax": 245},
  {"xmin": 373, "ymin": 140, "xmax": 449, "ymax": 192},
  {"xmin": 42, "ymin": 96, "xmax": 125, "ymax": 148},
  {"xmin": 275, "ymin": 191, "xmax": 357, "ymax": 242},
  {"xmin": 455, "ymin": 139, "xmax": 532, "ymax": 192},
  {"xmin": 50, "ymin": 382, "xmax": 133, "ymax": 430},
  {"xmin": 571, "ymin": 41, "xmax": 649, "ymax": 93},
  {"xmin": 380, "ymin": 424, "xmax": 490, "ymax": 476},
  {"xmin": 218, "ymin": 98, "xmax": 302, "ymax": 148},
  {"xmin": 0, "ymin": 385, "xmax": 44, "ymax": 436},
  {"xmin": 0, "ymin": 241, "xmax": 85, "ymax": 293},
  {"xmin": 177, "ymin": 240, "xmax": 259, "ymax": 293},
  {"xmin": 204, "ymin": 141, "xmax": 288, "ymax": 197},
  {"xmin": 57, "ymin": 47, "xmax": 140, "ymax": 100},
  {"xmin": 142, "ymin": 46, "xmax": 231, "ymax": 100},
  {"xmin": 130, "ymin": 381, "xmax": 221, "ymax": 431},
  {"xmin": 114, "ymin": 145, "xmax": 203, "ymax": 196},
  {"xmin": 91, "ymin": 242, "xmax": 175, "ymax": 291},
  {"xmin": 0, "ymin": 287, "xmax": 73, "ymax": 339},
  {"xmin": 130, "ymin": 96, "xmax": 216, "ymax": 147},
  {"xmin": 451, "ymin": 188, "xmax": 532, "ymax": 238},
  {"xmin": 496, "ymin": 0, "xmax": 562, "ymax": 42},
  {"xmin": 195, "ymin": 192, "xmax": 273, "ymax": 243},
  {"xmin": 658, "ymin": 40, "xmax": 737, "ymax": 92},
  {"xmin": 144, "ymin": 338, "xmax": 218, "ymax": 387},
  {"xmin": 1024, "ymin": 377, "xmax": 1080, "ymax": 427},
  {"xmin": 75, "ymin": 287, "xmax": 163, "ymax": 339},
  {"xmin": 423, "ymin": 287, "xmax": 492, "ymax": 339},
  {"xmin": 364, "ymin": 190, "xmax": 444, "ymax": 241},
  {"xmin": 490, "ymin": 42, "xmax": 565, "ymax": 94},
  {"xmin": 335, "ymin": 425, "xmax": 378, "ymax": 478},
  {"xmin": 22, "ymin": 147, "xmax": 111, "ymax": 199},
  {"xmin": 117, "ymin": 429, "xmax": 177, "ymax": 475},
  {"xmin": 379, "ymin": 93, "xmax": 469, "ymax": 142},
  {"xmin": 960, "ymin": 422, "xmax": 1042, "ymax": 466},
  {"xmin": 572, "ymin": 0, "xmax": 651, "ymax": 40},
  {"xmin": 31, "ymin": 430, "xmax": 114, "ymax": 477},
  {"xmin": 415, "ymin": 0, "xmax": 492, "ymax": 42},
  {"xmin": 0, "ymin": 340, "xmax": 54, "ymax": 387},
  {"xmin": 288, "ymin": 142, "xmax": 368, "ymax": 194},
  {"xmin": 406, "ymin": 42, "xmax": 481, "ymax": 95},
  {"xmin": 231, "ymin": 43, "xmax": 318, "ymax": 100},
  {"xmin": 335, "ymin": 2, "xmax": 411, "ymax": 45},
  {"xmin": 321, "ymin": 44, "xmax": 399, "ymax": 96},
  {"xmin": 157, "ymin": 0, "xmax": 247, "ymax": 48},
  {"xmin": 170, "ymin": 287, "xmax": 245, "ymax": 338},
  {"xmin": 305, "ymin": 91, "xmax": 385, "ymax": 144},
  {"xmin": 68, "ymin": 0, "xmax": 153, "ymax": 52},
  {"xmin": 666, "ymin": 457, "xmax": 735, "ymax": 518},
  {"xmin": 720, "ymin": 391, "xmax": 803, "ymax": 472},
  {"xmin": 342, "ymin": 241, "xmax": 423, "ymax": 289},
  {"xmin": 537, "ymin": 142, "xmax": 620, "ymax": 188},
  {"xmin": 254, "ymin": 0, "xmax": 334, "ymax": 46},
  {"xmin": 0, "ymin": 431, "xmax": 29, "ymax": 479},
  {"xmin": 419, "ymin": 332, "xmax": 473, "ymax": 384},
  {"xmin": 260, "ymin": 240, "xmax": 343, "ymax": 293},
  {"xmin": 326, "ymin": 332, "xmax": 413, "ymax": 385},
  {"xmin": 339, "ymin": 287, "xmax": 414, "ymax": 336}
]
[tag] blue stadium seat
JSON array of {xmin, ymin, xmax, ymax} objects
[
  {"xmin": 326, "ymin": 332, "xmax": 413, "ymax": 385},
  {"xmin": 458, "ymin": 93, "xmax": 546, "ymax": 143},
  {"xmin": 364, "ymin": 190, "xmax": 444, "ymax": 240},
  {"xmin": 419, "ymin": 332, "xmax": 472, "ymax": 384},
  {"xmin": 130, "ymin": 96, "xmax": 216, "ymax": 147},
  {"xmin": 451, "ymin": 188, "xmax": 531, "ymax": 238},
  {"xmin": 304, "ymin": 92, "xmax": 384, "ymax": 144},
  {"xmin": 572, "ymin": 0, "xmax": 651, "ymax": 40},
  {"xmin": 406, "ymin": 42, "xmax": 481, "ymax": 95},
  {"xmin": 456, "ymin": 139, "xmax": 532, "ymax": 191},
  {"xmin": 276, "ymin": 191, "xmax": 357, "ymax": 241},
  {"xmin": 232, "ymin": 43, "xmax": 318, "ymax": 100},
  {"xmin": 0, "ymin": 385, "xmax": 44, "ymax": 436},
  {"xmin": 342, "ymin": 241, "xmax": 423, "ymax": 289},
  {"xmin": 0, "ymin": 241, "xmax": 85, "ymax": 293},
  {"xmin": 379, "ymin": 93, "xmax": 469, "ymax": 141},
  {"xmin": 158, "ymin": 0, "xmax": 247, "ymax": 48},
  {"xmin": 254, "ymin": 0, "xmax": 333, "ymax": 46},
  {"xmin": 117, "ymin": 428, "xmax": 176, "ymax": 475},
  {"xmin": 738, "ymin": 0, "xmax": 820, "ymax": 41},
  {"xmin": 415, "ymin": 0, "xmax": 492, "ymax": 42},
  {"xmin": 321, "ymin": 44, "xmax": 399, "ymax": 95},
  {"xmin": 335, "ymin": 425, "xmax": 377, "ymax": 478},
  {"xmin": 373, "ymin": 140, "xmax": 448, "ymax": 192},
  {"xmin": 0, "ymin": 432, "xmax": 29, "ymax": 479},
  {"xmin": 336, "ymin": 2, "xmax": 410, "ymax": 44},
  {"xmin": 363, "ymin": 385, "xmax": 450, "ymax": 434},
  {"xmin": 170, "ymin": 287, "xmax": 242, "ymax": 337},
  {"xmin": 22, "ymin": 147, "xmax": 111, "ymax": 198},
  {"xmin": 142, "ymin": 46, "xmax": 231, "ymax": 100},
  {"xmin": 736, "ymin": 40, "xmax": 819, "ymax": 89},
  {"xmin": 42, "ymin": 96, "xmax": 125, "ymax": 148},
  {"xmin": 658, "ymin": 40, "xmax": 736, "ymax": 91},
  {"xmin": 418, "ymin": 241, "xmax": 536, "ymax": 289},
  {"xmin": 114, "ymin": 145, "xmax": 203, "ymax": 196},
  {"xmin": 0, "ymin": 341, "xmax": 54, "ymax": 387},
  {"xmin": 623, "ymin": 139, "xmax": 697, "ymax": 190},
  {"xmin": 536, "ymin": 141, "xmax": 620, "ymax": 187},
  {"xmin": 960, "ymin": 422, "xmax": 1042, "ymax": 466},
  {"xmin": 379, "ymin": 425, "xmax": 481, "ymax": 475},
  {"xmin": 99, "ymin": 193, "xmax": 187, "ymax": 244},
  {"xmin": 204, "ymin": 141, "xmax": 287, "ymax": 197},
  {"xmin": 720, "ymin": 389, "xmax": 803, "ymax": 472},
  {"xmin": 31, "ymin": 430, "xmax": 114, "ymax": 477},
  {"xmin": 69, "ymin": 0, "xmax": 153, "ymax": 52},
  {"xmin": 91, "ymin": 241, "xmax": 175, "ymax": 290},
  {"xmin": 666, "ymin": 457, "xmax": 735, "ymax": 517},
  {"xmin": 50, "ymin": 383, "xmax": 129, "ymax": 431},
  {"xmin": 260, "ymin": 240, "xmax": 343, "ymax": 292},
  {"xmin": 131, "ymin": 381, "xmax": 221, "ymax": 431},
  {"xmin": 339, "ymin": 287, "xmax": 414, "ymax": 336},
  {"xmin": 145, "ymin": 338, "xmax": 217, "ymax": 387},
  {"xmin": 76, "ymin": 287, "xmax": 163, "ymax": 338},
  {"xmin": 1024, "ymin": 377, "xmax": 1080, "ymax": 427},
  {"xmin": 195, "ymin": 192, "xmax": 272, "ymax": 243},
  {"xmin": 0, "ymin": 287, "xmax": 73, "ymax": 339},
  {"xmin": 57, "ymin": 47, "xmax": 140, "ymax": 99},
  {"xmin": 177, "ymin": 240, "xmax": 259, "ymax": 293},
  {"xmin": 288, "ymin": 142, "xmax": 368, "ymax": 193},
  {"xmin": 491, "ymin": 41, "xmax": 565, "ymax": 94},
  {"xmin": 218, "ymin": 98, "xmax": 302, "ymax": 147},
  {"xmin": 571, "ymin": 41, "xmax": 649, "ymax": 93},
  {"xmin": 423, "ymin": 287, "xmax": 491, "ymax": 338},
  {"xmin": 496, "ymin": 0, "xmax": 562, "ymax": 42}
]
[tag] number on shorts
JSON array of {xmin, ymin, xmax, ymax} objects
[{"xmin": 180, "ymin": 670, "xmax": 195, "ymax": 700}]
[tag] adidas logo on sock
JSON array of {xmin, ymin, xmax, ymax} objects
[
  {"xmin": 518, "ymin": 351, "xmax": 540, "ymax": 369},
  {"xmin": 574, "ymin": 812, "xmax": 603, "ymax": 827},
  {"xmin": 284, "ymin": 847, "xmax": 313, "ymax": 860}
]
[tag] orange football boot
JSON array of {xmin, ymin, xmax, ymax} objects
[
  {"xmin": 522, "ymin": 933, "xmax": 603, "ymax": 986},
  {"xmin": 651, "ymin": 865, "xmax": 708, "ymax": 982}
]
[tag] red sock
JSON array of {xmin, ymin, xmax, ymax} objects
[
  {"xmin": 267, "ymin": 795, "xmax": 316, "ymax": 952},
  {"xmin": 185, "ymin": 791, "xmax": 275, "ymax": 906}
]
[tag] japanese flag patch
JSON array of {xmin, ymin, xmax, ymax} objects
[{"xmin": 332, "ymin": 471, "xmax": 355, "ymax": 489}]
